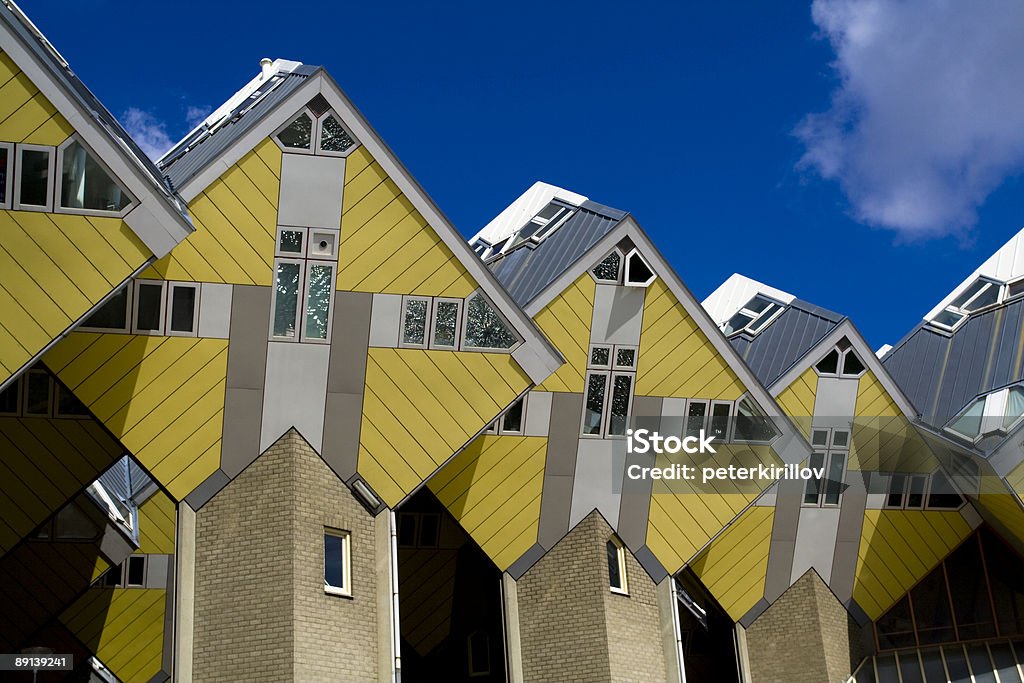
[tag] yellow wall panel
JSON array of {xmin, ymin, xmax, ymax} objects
[
  {"xmin": 141, "ymin": 139, "xmax": 280, "ymax": 285},
  {"xmin": 689, "ymin": 506, "xmax": 773, "ymax": 620},
  {"xmin": 636, "ymin": 278, "xmax": 745, "ymax": 400},
  {"xmin": 429, "ymin": 435, "xmax": 546, "ymax": 570},
  {"xmin": 61, "ymin": 587, "xmax": 166, "ymax": 683},
  {"xmin": 850, "ymin": 372, "xmax": 933, "ymax": 473},
  {"xmin": 337, "ymin": 146, "xmax": 477, "ymax": 297},
  {"xmin": 775, "ymin": 366, "xmax": 817, "ymax": 438},
  {"xmin": 853, "ymin": 509, "xmax": 971, "ymax": 619},
  {"xmin": 0, "ymin": 60, "xmax": 72, "ymax": 145},
  {"xmin": 357, "ymin": 348, "xmax": 531, "ymax": 507},
  {"xmin": 46, "ymin": 333, "xmax": 228, "ymax": 500},
  {"xmin": 534, "ymin": 274, "xmax": 595, "ymax": 393},
  {"xmin": 137, "ymin": 490, "xmax": 176, "ymax": 555}
]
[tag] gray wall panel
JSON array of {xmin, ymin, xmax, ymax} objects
[
  {"xmin": 226, "ymin": 285, "xmax": 271, "ymax": 391},
  {"xmin": 221, "ymin": 387, "xmax": 264, "ymax": 476},
  {"xmin": 278, "ymin": 154, "xmax": 346, "ymax": 229},
  {"xmin": 328, "ymin": 291, "xmax": 372, "ymax": 395}
]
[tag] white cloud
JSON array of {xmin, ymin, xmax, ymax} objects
[
  {"xmin": 185, "ymin": 105, "xmax": 211, "ymax": 129},
  {"xmin": 796, "ymin": 0, "xmax": 1024, "ymax": 239},
  {"xmin": 120, "ymin": 107, "xmax": 174, "ymax": 160}
]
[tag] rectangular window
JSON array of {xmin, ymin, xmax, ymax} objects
[
  {"xmin": 590, "ymin": 345, "xmax": 611, "ymax": 369},
  {"xmin": 23, "ymin": 370, "xmax": 52, "ymax": 416},
  {"xmin": 271, "ymin": 260, "xmax": 303, "ymax": 339},
  {"xmin": 584, "ymin": 345, "xmax": 637, "ymax": 438},
  {"xmin": 81, "ymin": 286, "xmax": 131, "ymax": 332},
  {"xmin": 709, "ymin": 401, "xmax": 732, "ymax": 441},
  {"xmin": 324, "ymin": 529, "xmax": 351, "ymax": 596},
  {"xmin": 126, "ymin": 555, "xmax": 146, "ymax": 587},
  {"xmin": 684, "ymin": 400, "xmax": 708, "ymax": 438},
  {"xmin": 614, "ymin": 346, "xmax": 637, "ymax": 370},
  {"xmin": 500, "ymin": 396, "xmax": 525, "ymax": 434},
  {"xmin": 400, "ymin": 296, "xmax": 431, "ymax": 348},
  {"xmin": 307, "ymin": 230, "xmax": 338, "ymax": 260},
  {"xmin": 430, "ymin": 298, "xmax": 462, "ymax": 349},
  {"xmin": 803, "ymin": 452, "xmax": 825, "ymax": 505},
  {"xmin": 582, "ymin": 372, "xmax": 608, "ymax": 436},
  {"xmin": 132, "ymin": 280, "xmax": 166, "ymax": 335},
  {"xmin": 804, "ymin": 428, "xmax": 849, "ymax": 507},
  {"xmin": 0, "ymin": 378, "xmax": 20, "ymax": 416},
  {"xmin": 886, "ymin": 474, "xmax": 907, "ymax": 509},
  {"xmin": 15, "ymin": 144, "xmax": 54, "ymax": 211},
  {"xmin": 418, "ymin": 513, "xmax": 440, "ymax": 548},
  {"xmin": 608, "ymin": 538, "xmax": 628, "ymax": 595},
  {"xmin": 168, "ymin": 283, "xmax": 199, "ymax": 336},
  {"xmin": 302, "ymin": 263, "xmax": 334, "ymax": 342},
  {"xmin": 607, "ymin": 373, "xmax": 634, "ymax": 436},
  {"xmin": 0, "ymin": 142, "xmax": 12, "ymax": 209},
  {"xmin": 906, "ymin": 474, "xmax": 927, "ymax": 509},
  {"xmin": 397, "ymin": 513, "xmax": 417, "ymax": 547},
  {"xmin": 55, "ymin": 384, "xmax": 89, "ymax": 418}
]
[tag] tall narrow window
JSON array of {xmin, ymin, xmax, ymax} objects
[
  {"xmin": 271, "ymin": 261, "xmax": 303, "ymax": 339},
  {"xmin": 58, "ymin": 138, "xmax": 132, "ymax": 214},
  {"xmin": 608, "ymin": 537, "xmax": 628, "ymax": 595},
  {"xmin": 23, "ymin": 370, "xmax": 51, "ymax": 417},
  {"xmin": 271, "ymin": 227, "xmax": 338, "ymax": 343},
  {"xmin": 500, "ymin": 396, "xmax": 525, "ymax": 434},
  {"xmin": 709, "ymin": 402, "xmax": 732, "ymax": 441},
  {"xmin": 303, "ymin": 263, "xmax": 334, "ymax": 341},
  {"xmin": 583, "ymin": 373, "xmax": 607, "ymax": 436},
  {"xmin": 132, "ymin": 281, "xmax": 166, "ymax": 334},
  {"xmin": 168, "ymin": 283, "xmax": 199, "ymax": 336},
  {"xmin": 607, "ymin": 373, "xmax": 634, "ymax": 436},
  {"xmin": 324, "ymin": 529, "xmax": 352, "ymax": 596},
  {"xmin": 430, "ymin": 299, "xmax": 462, "ymax": 349},
  {"xmin": 400, "ymin": 297, "xmax": 431, "ymax": 347},
  {"xmin": 685, "ymin": 400, "xmax": 708, "ymax": 438},
  {"xmin": 16, "ymin": 144, "xmax": 54, "ymax": 211},
  {"xmin": 462, "ymin": 292, "xmax": 518, "ymax": 350},
  {"xmin": 803, "ymin": 428, "xmax": 849, "ymax": 507},
  {"xmin": 467, "ymin": 631, "xmax": 491, "ymax": 677},
  {"xmin": 583, "ymin": 344, "xmax": 638, "ymax": 437},
  {"xmin": 0, "ymin": 378, "xmax": 19, "ymax": 416},
  {"xmin": 125, "ymin": 555, "xmax": 146, "ymax": 587},
  {"xmin": 0, "ymin": 142, "xmax": 11, "ymax": 209}
]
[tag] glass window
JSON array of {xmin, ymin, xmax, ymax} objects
[
  {"xmin": 303, "ymin": 264, "xmax": 333, "ymax": 341},
  {"xmin": 811, "ymin": 429, "xmax": 829, "ymax": 447},
  {"xmin": 272, "ymin": 261, "xmax": 302, "ymax": 339},
  {"xmin": 685, "ymin": 401, "xmax": 707, "ymax": 438},
  {"xmin": 1008, "ymin": 280, "xmax": 1024, "ymax": 300},
  {"xmin": 319, "ymin": 115, "xmax": 355, "ymax": 153},
  {"xmin": 1005, "ymin": 387, "xmax": 1024, "ymax": 429},
  {"xmin": 324, "ymin": 530, "xmax": 350, "ymax": 595},
  {"xmin": 816, "ymin": 349, "xmax": 840, "ymax": 374},
  {"xmin": 431, "ymin": 300, "xmax": 460, "ymax": 348},
  {"xmin": 841, "ymin": 349, "xmax": 866, "ymax": 376},
  {"xmin": 590, "ymin": 346, "xmax": 611, "ymax": 367},
  {"xmin": 169, "ymin": 285, "xmax": 197, "ymax": 334},
  {"xmin": 709, "ymin": 402, "xmax": 731, "ymax": 441},
  {"xmin": 823, "ymin": 452, "xmax": 845, "ymax": 505},
  {"xmin": 278, "ymin": 229, "xmax": 304, "ymax": 255},
  {"xmin": 583, "ymin": 373, "xmax": 607, "ymax": 436},
  {"xmin": 912, "ymin": 570, "xmax": 956, "ymax": 645},
  {"xmin": 126, "ymin": 556, "xmax": 146, "ymax": 586},
  {"xmin": 59, "ymin": 140, "xmax": 131, "ymax": 212},
  {"xmin": 948, "ymin": 398, "xmax": 985, "ymax": 439},
  {"xmin": 607, "ymin": 373, "xmax": 633, "ymax": 436},
  {"xmin": 804, "ymin": 452, "xmax": 825, "ymax": 505},
  {"xmin": 56, "ymin": 384, "xmax": 89, "ymax": 417},
  {"xmin": 592, "ymin": 251, "xmax": 621, "ymax": 282},
  {"xmin": 83, "ymin": 287, "xmax": 129, "ymax": 330},
  {"xmin": 625, "ymin": 250, "xmax": 654, "ymax": 285},
  {"xmin": 615, "ymin": 347, "xmax": 636, "ymax": 369},
  {"xmin": 18, "ymin": 147, "xmax": 51, "ymax": 207},
  {"xmin": 278, "ymin": 112, "xmax": 313, "ymax": 149},
  {"xmin": 24, "ymin": 371, "xmax": 51, "ymax": 416},
  {"xmin": 951, "ymin": 280, "xmax": 990, "ymax": 309},
  {"xmin": 732, "ymin": 396, "xmax": 778, "ymax": 443},
  {"xmin": 501, "ymin": 396, "xmax": 525, "ymax": 433},
  {"xmin": 933, "ymin": 309, "xmax": 965, "ymax": 329},
  {"xmin": 607, "ymin": 539, "xmax": 627, "ymax": 593},
  {"xmin": 401, "ymin": 298, "xmax": 429, "ymax": 346},
  {"xmin": 468, "ymin": 631, "xmax": 491, "ymax": 677},
  {"xmin": 397, "ymin": 513, "xmax": 417, "ymax": 547},
  {"xmin": 55, "ymin": 503, "xmax": 97, "ymax": 540},
  {"xmin": 0, "ymin": 379, "xmax": 19, "ymax": 415},
  {"xmin": 0, "ymin": 145, "xmax": 9, "ymax": 205},
  {"xmin": 463, "ymin": 293, "xmax": 517, "ymax": 350},
  {"xmin": 886, "ymin": 474, "xmax": 906, "ymax": 508},
  {"xmin": 134, "ymin": 282, "xmax": 164, "ymax": 333},
  {"xmin": 906, "ymin": 475, "xmax": 926, "ymax": 509},
  {"xmin": 927, "ymin": 471, "xmax": 963, "ymax": 509}
]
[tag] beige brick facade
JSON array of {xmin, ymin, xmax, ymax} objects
[
  {"xmin": 745, "ymin": 570, "xmax": 868, "ymax": 683},
  {"xmin": 192, "ymin": 429, "xmax": 380, "ymax": 682},
  {"xmin": 516, "ymin": 511, "xmax": 667, "ymax": 683}
]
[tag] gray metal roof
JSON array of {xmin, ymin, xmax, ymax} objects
[
  {"xmin": 0, "ymin": 2, "xmax": 188, "ymax": 222},
  {"xmin": 97, "ymin": 455, "xmax": 151, "ymax": 504},
  {"xmin": 729, "ymin": 298, "xmax": 846, "ymax": 388},
  {"xmin": 883, "ymin": 299, "xmax": 1024, "ymax": 429},
  {"xmin": 486, "ymin": 200, "xmax": 627, "ymax": 307},
  {"xmin": 159, "ymin": 65, "xmax": 318, "ymax": 191}
]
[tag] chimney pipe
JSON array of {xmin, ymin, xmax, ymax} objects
[{"xmin": 259, "ymin": 57, "xmax": 274, "ymax": 80}]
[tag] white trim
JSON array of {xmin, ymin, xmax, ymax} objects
[
  {"xmin": 581, "ymin": 370, "xmax": 610, "ymax": 438},
  {"xmin": 588, "ymin": 343, "xmax": 612, "ymax": 369},
  {"xmin": 13, "ymin": 142, "xmax": 55, "ymax": 212},
  {"xmin": 590, "ymin": 247, "xmax": 624, "ymax": 284},
  {"xmin": 166, "ymin": 282, "xmax": 200, "ymax": 337},
  {"xmin": 428, "ymin": 297, "xmax": 463, "ymax": 350},
  {"xmin": 399, "ymin": 295, "xmax": 432, "ymax": 349},
  {"xmin": 612, "ymin": 344, "xmax": 638, "ymax": 371},
  {"xmin": 323, "ymin": 528, "xmax": 352, "ymax": 597},
  {"xmin": 299, "ymin": 261, "xmax": 335, "ymax": 343},
  {"xmin": 131, "ymin": 279, "xmax": 167, "ymax": 336},
  {"xmin": 275, "ymin": 226, "xmax": 307, "ymax": 258},
  {"xmin": 623, "ymin": 247, "xmax": 657, "ymax": 288},
  {"xmin": 307, "ymin": 228, "xmax": 339, "ymax": 260},
  {"xmin": 499, "ymin": 394, "xmax": 527, "ymax": 435},
  {"xmin": 315, "ymin": 110, "xmax": 360, "ymax": 158},
  {"xmin": 684, "ymin": 398, "xmax": 710, "ymax": 438},
  {"xmin": 269, "ymin": 258, "xmax": 305, "ymax": 341},
  {"xmin": 53, "ymin": 134, "xmax": 136, "ymax": 218},
  {"xmin": 0, "ymin": 141, "xmax": 12, "ymax": 210},
  {"xmin": 606, "ymin": 370, "xmax": 636, "ymax": 438}
]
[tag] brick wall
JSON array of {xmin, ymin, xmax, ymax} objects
[
  {"xmin": 517, "ymin": 511, "xmax": 666, "ymax": 682},
  {"xmin": 745, "ymin": 570, "xmax": 866, "ymax": 683},
  {"xmin": 193, "ymin": 429, "xmax": 380, "ymax": 682}
]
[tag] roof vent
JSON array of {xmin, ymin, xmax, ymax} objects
[{"xmin": 259, "ymin": 57, "xmax": 274, "ymax": 80}]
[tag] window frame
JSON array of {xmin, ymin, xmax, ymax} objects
[
  {"xmin": 79, "ymin": 284, "xmax": 133, "ymax": 334},
  {"xmin": 460, "ymin": 289, "xmax": 522, "ymax": 353},
  {"xmin": 0, "ymin": 141, "xmax": 13, "ymax": 210},
  {"xmin": 306, "ymin": 228, "xmax": 339, "ymax": 260},
  {"xmin": 802, "ymin": 427, "xmax": 850, "ymax": 508},
  {"xmin": 131, "ymin": 279, "xmax": 168, "ymax": 336},
  {"xmin": 623, "ymin": 248, "xmax": 657, "ymax": 288},
  {"xmin": 722, "ymin": 294, "xmax": 785, "ymax": 338},
  {"xmin": 608, "ymin": 536, "xmax": 629, "ymax": 595},
  {"xmin": 299, "ymin": 261, "xmax": 335, "ymax": 344},
  {"xmin": 589, "ymin": 344, "xmax": 612, "ymax": 369},
  {"xmin": 467, "ymin": 630, "xmax": 492, "ymax": 678},
  {"xmin": 708, "ymin": 400, "xmax": 734, "ymax": 442},
  {"xmin": 269, "ymin": 258, "xmax": 306, "ymax": 341},
  {"xmin": 730, "ymin": 394, "xmax": 780, "ymax": 444},
  {"xmin": 930, "ymin": 277, "xmax": 1005, "ymax": 332},
  {"xmin": 399, "ymin": 295, "xmax": 433, "ymax": 349},
  {"xmin": 606, "ymin": 370, "xmax": 636, "ymax": 438},
  {"xmin": 814, "ymin": 341, "xmax": 867, "ymax": 378},
  {"xmin": 275, "ymin": 226, "xmax": 307, "ymax": 258},
  {"xmin": 54, "ymin": 134, "xmax": 136, "ymax": 218},
  {"xmin": 0, "ymin": 376, "xmax": 21, "ymax": 416},
  {"xmin": 684, "ymin": 398, "xmax": 710, "ymax": 438},
  {"xmin": 272, "ymin": 108, "xmax": 317, "ymax": 154},
  {"xmin": 315, "ymin": 109, "xmax": 360, "ymax": 158},
  {"xmin": 323, "ymin": 528, "xmax": 352, "ymax": 597},
  {"xmin": 499, "ymin": 394, "xmax": 527, "ymax": 435},
  {"xmin": 125, "ymin": 555, "xmax": 147, "ymax": 587},
  {"xmin": 22, "ymin": 368, "xmax": 53, "ymax": 417},
  {"xmin": 612, "ymin": 345, "xmax": 638, "ymax": 370},
  {"xmin": 54, "ymin": 382, "xmax": 90, "ymax": 419},
  {"xmin": 13, "ymin": 143, "xmax": 55, "ymax": 212},
  {"xmin": 591, "ymin": 248, "xmax": 624, "ymax": 284},
  {"xmin": 429, "ymin": 297, "xmax": 463, "ymax": 350},
  {"xmin": 581, "ymin": 370, "xmax": 611, "ymax": 438},
  {"xmin": 166, "ymin": 282, "xmax": 200, "ymax": 337}
]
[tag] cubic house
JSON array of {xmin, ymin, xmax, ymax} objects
[{"xmin": 1, "ymin": 3, "xmax": 1024, "ymax": 682}]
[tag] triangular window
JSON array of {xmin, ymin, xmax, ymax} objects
[
  {"xmin": 319, "ymin": 114, "xmax": 355, "ymax": 153},
  {"xmin": 592, "ymin": 250, "xmax": 622, "ymax": 283},
  {"xmin": 59, "ymin": 138, "xmax": 133, "ymax": 213},
  {"xmin": 277, "ymin": 112, "xmax": 313, "ymax": 149},
  {"xmin": 463, "ymin": 292, "xmax": 519, "ymax": 350}
]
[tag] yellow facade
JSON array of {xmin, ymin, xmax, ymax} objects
[
  {"xmin": 533, "ymin": 274, "xmax": 595, "ymax": 393},
  {"xmin": 775, "ymin": 366, "xmax": 817, "ymax": 438},
  {"xmin": 851, "ymin": 371, "xmax": 933, "ymax": 473}
]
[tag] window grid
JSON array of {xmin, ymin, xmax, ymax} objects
[
  {"xmin": 271, "ymin": 227, "xmax": 339, "ymax": 344},
  {"xmin": 582, "ymin": 344, "xmax": 637, "ymax": 439},
  {"xmin": 803, "ymin": 427, "xmax": 849, "ymax": 507}
]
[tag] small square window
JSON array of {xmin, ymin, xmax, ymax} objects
[
  {"xmin": 277, "ymin": 227, "xmax": 306, "ymax": 256},
  {"xmin": 831, "ymin": 430, "xmax": 850, "ymax": 449},
  {"xmin": 400, "ymin": 297, "xmax": 431, "ymax": 348},
  {"xmin": 14, "ymin": 144, "xmax": 54, "ymax": 212},
  {"xmin": 811, "ymin": 430, "xmax": 829, "ymax": 447},
  {"xmin": 132, "ymin": 280, "xmax": 166, "ymax": 335},
  {"xmin": 614, "ymin": 347, "xmax": 637, "ymax": 369},
  {"xmin": 168, "ymin": 283, "xmax": 199, "ymax": 336},
  {"xmin": 324, "ymin": 529, "xmax": 352, "ymax": 596},
  {"xmin": 590, "ymin": 346, "xmax": 611, "ymax": 368}
]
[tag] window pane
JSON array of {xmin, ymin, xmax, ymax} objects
[
  {"xmin": 951, "ymin": 279, "xmax": 989, "ymax": 308},
  {"xmin": 608, "ymin": 374, "xmax": 633, "ymax": 436},
  {"xmin": 320, "ymin": 115, "xmax": 355, "ymax": 152},
  {"xmin": 946, "ymin": 540, "xmax": 996, "ymax": 640},
  {"xmin": 933, "ymin": 309, "xmax": 965, "ymax": 328},
  {"xmin": 963, "ymin": 284, "xmax": 999, "ymax": 312},
  {"xmin": 990, "ymin": 643, "xmax": 1023, "ymax": 683},
  {"xmin": 19, "ymin": 149, "xmax": 50, "ymax": 206},
  {"xmin": 927, "ymin": 471, "xmax": 962, "ymax": 509},
  {"xmin": 464, "ymin": 294, "xmax": 517, "ymax": 349},
  {"xmin": 502, "ymin": 397, "xmax": 524, "ymax": 433},
  {"xmin": 748, "ymin": 303, "xmax": 781, "ymax": 333},
  {"xmin": 432, "ymin": 301, "xmax": 459, "ymax": 347},
  {"xmin": 912, "ymin": 564, "xmax": 955, "ymax": 645},
  {"xmin": 875, "ymin": 653, "xmax": 898, "ymax": 682},
  {"xmin": 1005, "ymin": 387, "xmax": 1024, "ymax": 428},
  {"xmin": 943, "ymin": 646, "xmax": 971, "ymax": 683},
  {"xmin": 920, "ymin": 649, "xmax": 947, "ymax": 683},
  {"xmin": 324, "ymin": 534, "xmax": 344, "ymax": 588},
  {"xmin": 0, "ymin": 147, "xmax": 8, "ymax": 204},
  {"xmin": 887, "ymin": 474, "xmax": 906, "ymax": 508},
  {"xmin": 304, "ymin": 264, "xmax": 333, "ymax": 340},
  {"xmin": 832, "ymin": 430, "xmax": 849, "ymax": 448},
  {"xmin": 733, "ymin": 397, "xmax": 778, "ymax": 442},
  {"xmin": 273, "ymin": 262, "xmax": 301, "ymax": 338},
  {"xmin": 57, "ymin": 385, "xmax": 89, "ymax": 417},
  {"xmin": 468, "ymin": 631, "xmax": 491, "ymax": 675},
  {"xmin": 723, "ymin": 311, "xmax": 754, "ymax": 335},
  {"xmin": 607, "ymin": 541, "xmax": 623, "ymax": 589},
  {"xmin": 279, "ymin": 229, "xmax": 304, "ymax": 254},
  {"xmin": 583, "ymin": 374, "xmax": 607, "ymax": 435},
  {"xmin": 685, "ymin": 401, "xmax": 707, "ymax": 438},
  {"xmin": 812, "ymin": 429, "xmax": 829, "ymax": 447},
  {"xmin": 593, "ymin": 251, "xmax": 621, "ymax": 281},
  {"xmin": 0, "ymin": 380, "xmax": 18, "ymax": 414},
  {"xmin": 824, "ymin": 452, "xmax": 845, "ymax": 505},
  {"xmin": 25, "ymin": 372, "xmax": 50, "ymax": 415},
  {"xmin": 876, "ymin": 597, "xmax": 916, "ymax": 649},
  {"xmin": 842, "ymin": 350, "xmax": 866, "ymax": 376},
  {"xmin": 397, "ymin": 514, "xmax": 417, "ymax": 547},
  {"xmin": 709, "ymin": 403, "xmax": 731, "ymax": 441},
  {"xmin": 966, "ymin": 644, "xmax": 997, "ymax": 683},
  {"xmin": 907, "ymin": 475, "xmax": 926, "ymax": 509},
  {"xmin": 949, "ymin": 398, "xmax": 985, "ymax": 439},
  {"xmin": 126, "ymin": 556, "xmax": 145, "ymax": 586},
  {"xmin": 615, "ymin": 348, "xmax": 636, "ymax": 368},
  {"xmin": 60, "ymin": 140, "xmax": 130, "ymax": 211},
  {"xmin": 278, "ymin": 113, "xmax": 312, "ymax": 149},
  {"xmin": 816, "ymin": 349, "xmax": 840, "ymax": 374},
  {"xmin": 897, "ymin": 652, "xmax": 924, "ymax": 683},
  {"xmin": 418, "ymin": 514, "xmax": 439, "ymax": 547},
  {"xmin": 136, "ymin": 284, "xmax": 163, "ymax": 331},
  {"xmin": 402, "ymin": 299, "xmax": 428, "ymax": 345},
  {"xmin": 83, "ymin": 288, "xmax": 128, "ymax": 329},
  {"xmin": 625, "ymin": 252, "xmax": 653, "ymax": 284},
  {"xmin": 170, "ymin": 286, "xmax": 196, "ymax": 333},
  {"xmin": 804, "ymin": 452, "xmax": 825, "ymax": 504},
  {"xmin": 590, "ymin": 346, "xmax": 610, "ymax": 367},
  {"xmin": 55, "ymin": 504, "xmax": 96, "ymax": 540}
]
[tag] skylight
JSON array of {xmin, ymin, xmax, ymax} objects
[
  {"xmin": 930, "ymin": 277, "xmax": 1017, "ymax": 332},
  {"xmin": 722, "ymin": 295, "xmax": 784, "ymax": 337},
  {"xmin": 945, "ymin": 384, "xmax": 1024, "ymax": 443},
  {"xmin": 478, "ymin": 201, "xmax": 576, "ymax": 261}
]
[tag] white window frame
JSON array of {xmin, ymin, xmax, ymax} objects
[
  {"xmin": 315, "ymin": 109, "xmax": 360, "ymax": 158},
  {"xmin": 467, "ymin": 630, "xmax": 492, "ymax": 678},
  {"xmin": 131, "ymin": 279, "xmax": 167, "ymax": 336},
  {"xmin": 930, "ymin": 277, "xmax": 1004, "ymax": 332},
  {"xmin": 460, "ymin": 290, "xmax": 522, "ymax": 353},
  {"xmin": 608, "ymin": 536, "xmax": 629, "ymax": 595},
  {"xmin": 275, "ymin": 226, "xmax": 308, "ymax": 258},
  {"xmin": 1007, "ymin": 277, "xmax": 1024, "ymax": 301},
  {"xmin": 722, "ymin": 295, "xmax": 785, "ymax": 338},
  {"xmin": 838, "ymin": 348, "xmax": 867, "ymax": 378},
  {"xmin": 589, "ymin": 344, "xmax": 613, "ymax": 369},
  {"xmin": 581, "ymin": 370, "xmax": 611, "ymax": 438},
  {"xmin": 814, "ymin": 342, "xmax": 866, "ymax": 379},
  {"xmin": 944, "ymin": 385, "xmax": 1024, "ymax": 442},
  {"xmin": 605, "ymin": 371, "xmax": 636, "ymax": 438},
  {"xmin": 79, "ymin": 284, "xmax": 133, "ymax": 334},
  {"xmin": 591, "ymin": 248, "xmax": 624, "ymax": 284},
  {"xmin": 612, "ymin": 345, "xmax": 638, "ymax": 370},
  {"xmin": 803, "ymin": 427, "xmax": 849, "ymax": 508},
  {"xmin": 683, "ymin": 398, "xmax": 710, "ymax": 438},
  {"xmin": 269, "ymin": 258, "xmax": 306, "ymax": 341},
  {"xmin": 708, "ymin": 400, "xmax": 734, "ymax": 442},
  {"xmin": 399, "ymin": 295, "xmax": 433, "ymax": 349},
  {"xmin": 13, "ymin": 143, "xmax": 55, "ymax": 212},
  {"xmin": 429, "ymin": 297, "xmax": 463, "ymax": 350},
  {"xmin": 166, "ymin": 282, "xmax": 200, "ymax": 337},
  {"xmin": 54, "ymin": 134, "xmax": 136, "ymax": 218},
  {"xmin": 0, "ymin": 141, "xmax": 13, "ymax": 210},
  {"xmin": 299, "ymin": 261, "xmax": 335, "ymax": 344},
  {"xmin": 324, "ymin": 528, "xmax": 352, "ymax": 597},
  {"xmin": 22, "ymin": 369, "xmax": 53, "ymax": 417},
  {"xmin": 272, "ymin": 108, "xmax": 317, "ymax": 154},
  {"xmin": 499, "ymin": 394, "xmax": 527, "ymax": 435},
  {"xmin": 623, "ymin": 248, "xmax": 657, "ymax": 288},
  {"xmin": 124, "ymin": 555, "xmax": 147, "ymax": 587}
]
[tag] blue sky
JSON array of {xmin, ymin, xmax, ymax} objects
[{"xmin": 22, "ymin": 0, "xmax": 1024, "ymax": 348}]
